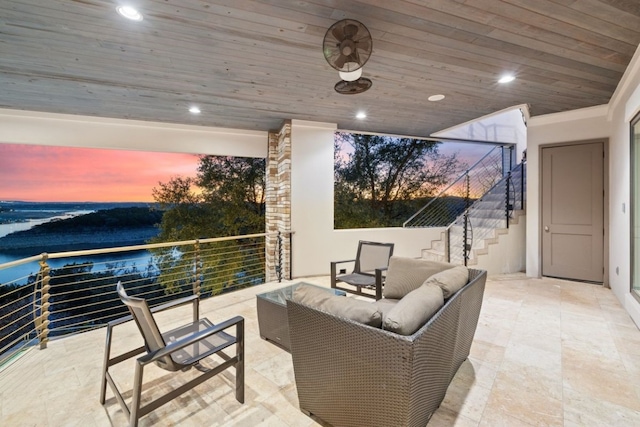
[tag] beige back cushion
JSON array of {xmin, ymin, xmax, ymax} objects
[
  {"xmin": 293, "ymin": 284, "xmax": 382, "ymax": 327},
  {"xmin": 383, "ymin": 283, "xmax": 444, "ymax": 335},
  {"xmin": 383, "ymin": 257, "xmax": 454, "ymax": 299},
  {"xmin": 425, "ymin": 265, "xmax": 469, "ymax": 298}
]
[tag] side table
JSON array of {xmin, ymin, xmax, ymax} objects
[{"xmin": 256, "ymin": 282, "xmax": 346, "ymax": 351}]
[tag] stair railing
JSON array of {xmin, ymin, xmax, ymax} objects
[
  {"xmin": 444, "ymin": 160, "xmax": 526, "ymax": 264},
  {"xmin": 404, "ymin": 144, "xmax": 513, "ymax": 228}
]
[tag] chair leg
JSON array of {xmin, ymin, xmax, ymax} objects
[
  {"xmin": 99, "ymin": 324, "xmax": 114, "ymax": 404},
  {"xmin": 130, "ymin": 361, "xmax": 144, "ymax": 427}
]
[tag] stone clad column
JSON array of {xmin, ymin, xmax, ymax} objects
[{"xmin": 265, "ymin": 121, "xmax": 291, "ymax": 282}]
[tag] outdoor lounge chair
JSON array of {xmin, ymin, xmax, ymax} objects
[
  {"xmin": 330, "ymin": 240, "xmax": 394, "ymax": 299},
  {"xmin": 100, "ymin": 282, "xmax": 244, "ymax": 427}
]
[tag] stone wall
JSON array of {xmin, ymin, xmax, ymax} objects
[{"xmin": 265, "ymin": 121, "xmax": 291, "ymax": 282}]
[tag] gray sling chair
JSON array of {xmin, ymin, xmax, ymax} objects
[
  {"xmin": 330, "ymin": 240, "xmax": 394, "ymax": 300},
  {"xmin": 100, "ymin": 282, "xmax": 244, "ymax": 427}
]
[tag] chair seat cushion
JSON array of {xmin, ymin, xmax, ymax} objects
[
  {"xmin": 162, "ymin": 318, "xmax": 236, "ymax": 366},
  {"xmin": 293, "ymin": 284, "xmax": 382, "ymax": 327},
  {"xmin": 425, "ymin": 265, "xmax": 469, "ymax": 298},
  {"xmin": 384, "ymin": 257, "xmax": 454, "ymax": 299},
  {"xmin": 382, "ymin": 283, "xmax": 444, "ymax": 335},
  {"xmin": 337, "ymin": 273, "xmax": 376, "ymax": 287}
]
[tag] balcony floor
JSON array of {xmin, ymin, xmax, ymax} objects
[{"xmin": 2, "ymin": 274, "xmax": 640, "ymax": 426}]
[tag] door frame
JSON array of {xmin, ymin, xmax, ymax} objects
[{"xmin": 538, "ymin": 138, "xmax": 609, "ymax": 286}]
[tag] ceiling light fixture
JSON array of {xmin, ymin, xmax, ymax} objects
[
  {"xmin": 428, "ymin": 94, "xmax": 445, "ymax": 102},
  {"xmin": 339, "ymin": 68, "xmax": 363, "ymax": 82},
  {"xmin": 356, "ymin": 111, "xmax": 367, "ymax": 119},
  {"xmin": 498, "ymin": 74, "xmax": 515, "ymax": 84},
  {"xmin": 116, "ymin": 6, "xmax": 143, "ymax": 21},
  {"xmin": 189, "ymin": 106, "xmax": 201, "ymax": 114}
]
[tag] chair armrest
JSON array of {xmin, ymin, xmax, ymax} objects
[
  {"xmin": 139, "ymin": 316, "xmax": 245, "ymax": 365},
  {"xmin": 330, "ymin": 259, "xmax": 356, "ymax": 266}
]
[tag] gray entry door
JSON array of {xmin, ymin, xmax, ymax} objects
[{"xmin": 541, "ymin": 142, "xmax": 604, "ymax": 282}]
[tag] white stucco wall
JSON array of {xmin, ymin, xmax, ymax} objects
[
  {"xmin": 608, "ymin": 48, "xmax": 640, "ymax": 327},
  {"xmin": 289, "ymin": 120, "xmax": 442, "ymax": 277},
  {"xmin": 474, "ymin": 214, "xmax": 527, "ymax": 276},
  {"xmin": 0, "ymin": 108, "xmax": 267, "ymax": 157},
  {"xmin": 527, "ymin": 44, "xmax": 640, "ymax": 327},
  {"xmin": 432, "ymin": 104, "xmax": 529, "ymax": 161}
]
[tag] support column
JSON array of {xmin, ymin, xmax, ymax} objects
[{"xmin": 265, "ymin": 121, "xmax": 292, "ymax": 282}]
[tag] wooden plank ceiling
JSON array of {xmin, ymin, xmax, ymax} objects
[{"xmin": 1, "ymin": 0, "xmax": 640, "ymax": 137}]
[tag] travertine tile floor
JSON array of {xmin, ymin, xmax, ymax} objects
[{"xmin": 2, "ymin": 274, "xmax": 640, "ymax": 426}]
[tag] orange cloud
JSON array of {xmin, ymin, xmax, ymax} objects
[{"xmin": 0, "ymin": 144, "xmax": 200, "ymax": 202}]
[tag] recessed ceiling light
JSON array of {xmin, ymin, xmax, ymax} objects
[
  {"xmin": 356, "ymin": 111, "xmax": 367, "ymax": 119},
  {"xmin": 498, "ymin": 74, "xmax": 516, "ymax": 84},
  {"xmin": 189, "ymin": 106, "xmax": 201, "ymax": 114},
  {"xmin": 116, "ymin": 6, "xmax": 143, "ymax": 21},
  {"xmin": 428, "ymin": 94, "xmax": 445, "ymax": 102}
]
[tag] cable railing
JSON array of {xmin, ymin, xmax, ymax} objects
[
  {"xmin": 0, "ymin": 231, "xmax": 292, "ymax": 366},
  {"xmin": 403, "ymin": 145, "xmax": 514, "ymax": 228},
  {"xmin": 445, "ymin": 161, "xmax": 526, "ymax": 265}
]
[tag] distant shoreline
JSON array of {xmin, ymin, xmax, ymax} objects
[{"xmin": 0, "ymin": 205, "xmax": 163, "ymax": 256}]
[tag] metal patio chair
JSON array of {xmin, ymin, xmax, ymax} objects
[
  {"xmin": 330, "ymin": 240, "xmax": 394, "ymax": 299},
  {"xmin": 100, "ymin": 282, "xmax": 244, "ymax": 427}
]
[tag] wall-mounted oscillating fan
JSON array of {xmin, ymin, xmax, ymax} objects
[{"xmin": 323, "ymin": 19, "xmax": 372, "ymax": 72}]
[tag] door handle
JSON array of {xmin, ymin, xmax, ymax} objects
[{"xmin": 544, "ymin": 226, "xmax": 550, "ymax": 232}]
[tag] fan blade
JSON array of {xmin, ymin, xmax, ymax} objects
[
  {"xmin": 331, "ymin": 24, "xmax": 344, "ymax": 41},
  {"xmin": 334, "ymin": 54, "xmax": 348, "ymax": 69},
  {"xmin": 356, "ymin": 38, "xmax": 371, "ymax": 52},
  {"xmin": 344, "ymin": 23, "xmax": 358, "ymax": 38}
]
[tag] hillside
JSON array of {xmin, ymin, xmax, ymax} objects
[{"xmin": 0, "ymin": 207, "xmax": 163, "ymax": 255}]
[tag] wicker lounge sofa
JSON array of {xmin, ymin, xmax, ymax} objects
[{"xmin": 287, "ymin": 258, "xmax": 487, "ymax": 427}]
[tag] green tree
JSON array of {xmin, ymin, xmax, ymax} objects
[
  {"xmin": 334, "ymin": 133, "xmax": 463, "ymax": 228},
  {"xmin": 150, "ymin": 156, "xmax": 265, "ymax": 294}
]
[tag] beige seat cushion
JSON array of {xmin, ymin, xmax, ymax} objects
[
  {"xmin": 383, "ymin": 257, "xmax": 454, "ymax": 299},
  {"xmin": 425, "ymin": 265, "xmax": 469, "ymax": 298},
  {"xmin": 383, "ymin": 283, "xmax": 444, "ymax": 335},
  {"xmin": 293, "ymin": 284, "xmax": 382, "ymax": 327}
]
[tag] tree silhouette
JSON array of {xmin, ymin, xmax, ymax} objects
[
  {"xmin": 150, "ymin": 156, "xmax": 265, "ymax": 294},
  {"xmin": 334, "ymin": 133, "xmax": 463, "ymax": 228}
]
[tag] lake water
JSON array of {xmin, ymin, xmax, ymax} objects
[
  {"xmin": 0, "ymin": 250, "xmax": 154, "ymax": 286},
  {"xmin": 0, "ymin": 201, "xmax": 155, "ymax": 285}
]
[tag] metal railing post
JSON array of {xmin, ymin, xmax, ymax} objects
[
  {"xmin": 520, "ymin": 162, "xmax": 526, "ymax": 210},
  {"xmin": 34, "ymin": 253, "xmax": 51, "ymax": 350},
  {"xmin": 506, "ymin": 171, "xmax": 512, "ymax": 228},
  {"xmin": 445, "ymin": 228, "xmax": 451, "ymax": 263},
  {"xmin": 276, "ymin": 231, "xmax": 283, "ymax": 283},
  {"xmin": 193, "ymin": 240, "xmax": 201, "ymax": 322},
  {"xmin": 463, "ymin": 173, "xmax": 471, "ymax": 266},
  {"xmin": 288, "ymin": 232, "xmax": 293, "ymax": 280}
]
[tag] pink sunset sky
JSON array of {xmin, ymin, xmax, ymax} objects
[{"xmin": 0, "ymin": 144, "xmax": 200, "ymax": 202}]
